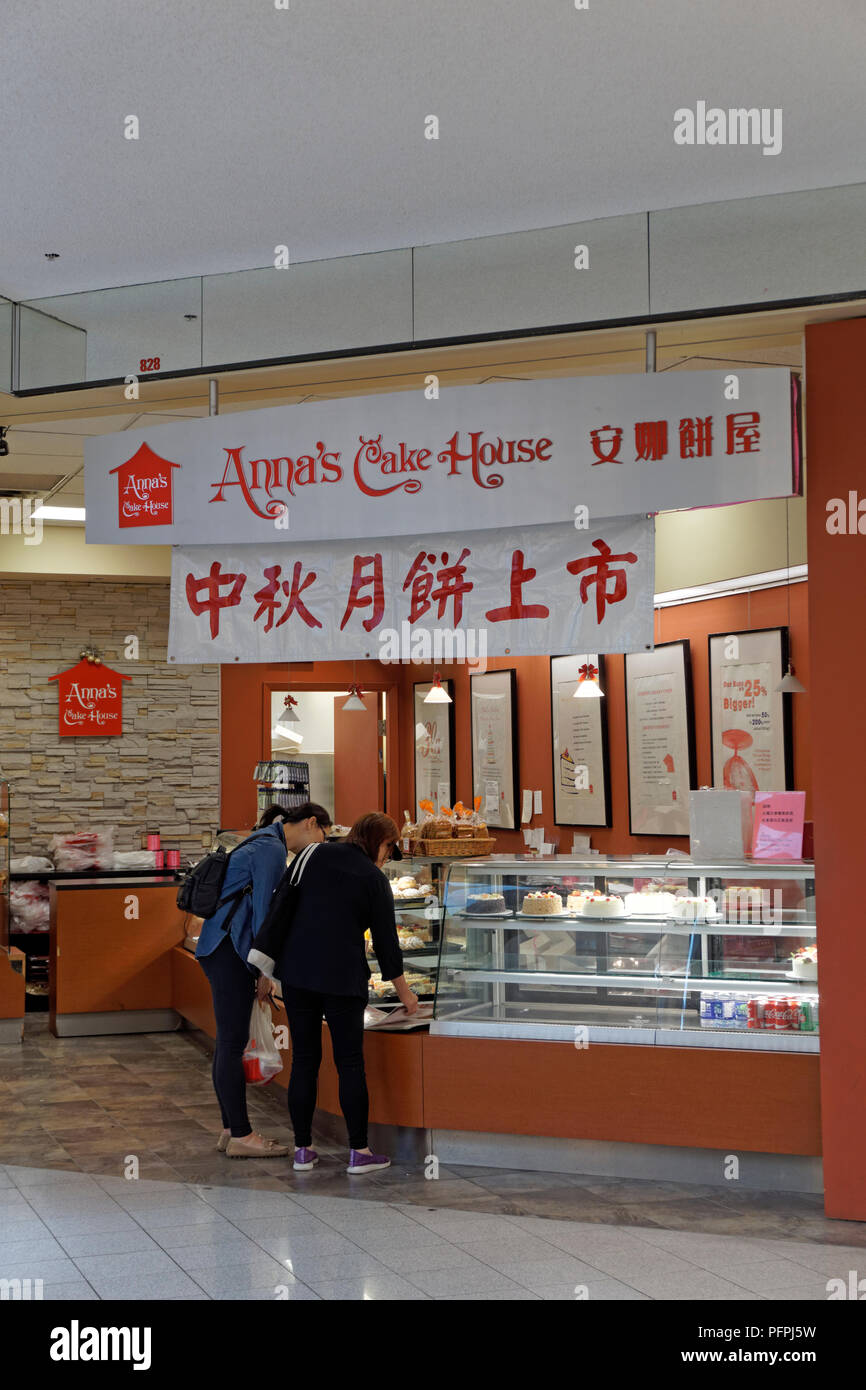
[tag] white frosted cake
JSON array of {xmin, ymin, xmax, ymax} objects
[
  {"xmin": 624, "ymin": 891, "xmax": 676, "ymax": 917},
  {"xmin": 566, "ymin": 890, "xmax": 593, "ymax": 913},
  {"xmin": 578, "ymin": 892, "xmax": 627, "ymax": 918},
  {"xmin": 672, "ymin": 895, "xmax": 719, "ymax": 922},
  {"xmin": 522, "ymin": 890, "xmax": 564, "ymax": 915}
]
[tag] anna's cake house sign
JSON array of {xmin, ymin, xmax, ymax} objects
[{"xmin": 48, "ymin": 659, "xmax": 131, "ymax": 737}]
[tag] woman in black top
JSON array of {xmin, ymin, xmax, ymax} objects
[{"xmin": 277, "ymin": 812, "xmax": 418, "ymax": 1175}]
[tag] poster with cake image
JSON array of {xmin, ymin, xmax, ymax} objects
[
  {"xmin": 470, "ymin": 669, "xmax": 518, "ymax": 829},
  {"xmin": 549, "ymin": 654, "xmax": 610, "ymax": 826},
  {"xmin": 625, "ymin": 642, "xmax": 696, "ymax": 836},
  {"xmin": 709, "ymin": 628, "xmax": 792, "ymax": 792},
  {"xmin": 413, "ymin": 680, "xmax": 454, "ymax": 812}
]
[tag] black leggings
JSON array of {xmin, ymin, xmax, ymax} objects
[
  {"xmin": 282, "ymin": 985, "xmax": 369, "ymax": 1150},
  {"xmin": 198, "ymin": 936, "xmax": 257, "ymax": 1137}
]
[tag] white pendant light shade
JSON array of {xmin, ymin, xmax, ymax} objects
[
  {"xmin": 342, "ymin": 684, "xmax": 367, "ymax": 711},
  {"xmin": 573, "ymin": 661, "xmax": 604, "ymax": 698},
  {"xmin": 775, "ymin": 664, "xmax": 807, "ymax": 694},
  {"xmin": 277, "ymin": 694, "xmax": 299, "ymax": 725},
  {"xmin": 424, "ymin": 673, "xmax": 452, "ymax": 704}
]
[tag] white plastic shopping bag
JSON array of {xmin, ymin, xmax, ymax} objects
[{"xmin": 242, "ymin": 1001, "xmax": 282, "ymax": 1085}]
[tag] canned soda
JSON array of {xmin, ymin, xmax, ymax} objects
[
  {"xmin": 747, "ymin": 996, "xmax": 761, "ymax": 1029},
  {"xmin": 778, "ymin": 997, "xmax": 797, "ymax": 1031},
  {"xmin": 799, "ymin": 999, "xmax": 813, "ymax": 1032},
  {"xmin": 764, "ymin": 996, "xmax": 778, "ymax": 1030}
]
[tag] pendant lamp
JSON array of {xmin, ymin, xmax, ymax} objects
[
  {"xmin": 573, "ymin": 660, "xmax": 604, "ymax": 699},
  {"xmin": 424, "ymin": 673, "xmax": 452, "ymax": 704}
]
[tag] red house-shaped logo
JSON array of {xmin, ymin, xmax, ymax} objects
[
  {"xmin": 48, "ymin": 660, "xmax": 132, "ymax": 738},
  {"xmin": 110, "ymin": 442, "xmax": 181, "ymax": 529}
]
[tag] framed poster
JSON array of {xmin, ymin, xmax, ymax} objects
[
  {"xmin": 470, "ymin": 669, "xmax": 519, "ymax": 830},
  {"xmin": 709, "ymin": 627, "xmax": 793, "ymax": 791},
  {"xmin": 624, "ymin": 641, "xmax": 697, "ymax": 837},
  {"xmin": 413, "ymin": 680, "xmax": 455, "ymax": 813},
  {"xmin": 549, "ymin": 654, "xmax": 611, "ymax": 827}
]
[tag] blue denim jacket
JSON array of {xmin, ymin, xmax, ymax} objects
[{"xmin": 194, "ymin": 822, "xmax": 288, "ymax": 967}]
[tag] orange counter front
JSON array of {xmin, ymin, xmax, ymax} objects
[{"xmin": 50, "ymin": 880, "xmax": 188, "ymax": 1037}]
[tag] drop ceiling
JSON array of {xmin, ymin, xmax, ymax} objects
[{"xmin": 2, "ymin": 0, "xmax": 866, "ymax": 301}]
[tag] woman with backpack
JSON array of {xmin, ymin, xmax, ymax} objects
[
  {"xmin": 195, "ymin": 802, "xmax": 332, "ymax": 1158},
  {"xmin": 266, "ymin": 811, "xmax": 419, "ymax": 1175}
]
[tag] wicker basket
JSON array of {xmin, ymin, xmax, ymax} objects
[{"xmin": 416, "ymin": 836, "xmax": 496, "ymax": 857}]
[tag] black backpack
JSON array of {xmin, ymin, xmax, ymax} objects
[{"xmin": 176, "ymin": 837, "xmax": 252, "ymax": 930}]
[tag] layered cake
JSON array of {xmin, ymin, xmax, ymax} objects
[
  {"xmin": 466, "ymin": 892, "xmax": 507, "ymax": 915},
  {"xmin": 671, "ymin": 895, "xmax": 719, "ymax": 922},
  {"xmin": 624, "ymin": 890, "xmax": 676, "ymax": 917},
  {"xmin": 791, "ymin": 946, "xmax": 818, "ymax": 981},
  {"xmin": 522, "ymin": 890, "xmax": 564, "ymax": 915},
  {"xmin": 566, "ymin": 890, "xmax": 593, "ymax": 913},
  {"xmin": 577, "ymin": 892, "xmax": 626, "ymax": 918}
]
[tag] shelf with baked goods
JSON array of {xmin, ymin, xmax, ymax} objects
[{"xmin": 431, "ymin": 856, "xmax": 819, "ymax": 1052}]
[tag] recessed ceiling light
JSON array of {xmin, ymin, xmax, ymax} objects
[{"xmin": 44, "ymin": 252, "xmax": 60, "ymax": 260}]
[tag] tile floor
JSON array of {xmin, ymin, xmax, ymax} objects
[{"xmin": 0, "ymin": 1019, "xmax": 863, "ymax": 1301}]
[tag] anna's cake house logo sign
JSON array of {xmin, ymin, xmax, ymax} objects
[
  {"xmin": 48, "ymin": 660, "xmax": 131, "ymax": 737},
  {"xmin": 110, "ymin": 442, "xmax": 180, "ymax": 528}
]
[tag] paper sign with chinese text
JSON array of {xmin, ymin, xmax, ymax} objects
[{"xmin": 167, "ymin": 516, "xmax": 654, "ymax": 664}]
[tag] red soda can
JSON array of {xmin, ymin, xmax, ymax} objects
[
  {"xmin": 747, "ymin": 996, "xmax": 761, "ymax": 1029},
  {"xmin": 764, "ymin": 997, "xmax": 778, "ymax": 1029},
  {"xmin": 778, "ymin": 997, "xmax": 795, "ymax": 1031}
]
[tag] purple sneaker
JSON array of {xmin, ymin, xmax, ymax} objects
[
  {"xmin": 293, "ymin": 1147, "xmax": 319, "ymax": 1171},
  {"xmin": 347, "ymin": 1149, "xmax": 391, "ymax": 1174}
]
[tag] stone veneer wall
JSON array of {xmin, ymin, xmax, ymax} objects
[{"xmin": 0, "ymin": 577, "xmax": 219, "ymax": 861}]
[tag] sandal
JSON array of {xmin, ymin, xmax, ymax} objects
[{"xmin": 225, "ymin": 1132, "xmax": 289, "ymax": 1159}]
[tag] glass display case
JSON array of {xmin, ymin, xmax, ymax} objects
[
  {"xmin": 372, "ymin": 855, "xmax": 450, "ymax": 1008},
  {"xmin": 432, "ymin": 856, "xmax": 818, "ymax": 1052}
]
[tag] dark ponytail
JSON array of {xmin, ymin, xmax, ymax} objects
[{"xmin": 258, "ymin": 802, "xmax": 332, "ymax": 830}]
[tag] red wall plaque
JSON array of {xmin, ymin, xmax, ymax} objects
[{"xmin": 48, "ymin": 660, "xmax": 132, "ymax": 737}]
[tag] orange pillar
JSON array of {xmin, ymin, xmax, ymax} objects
[{"xmin": 805, "ymin": 318, "xmax": 866, "ymax": 1220}]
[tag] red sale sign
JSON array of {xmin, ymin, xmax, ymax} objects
[
  {"xmin": 48, "ymin": 660, "xmax": 131, "ymax": 737},
  {"xmin": 109, "ymin": 442, "xmax": 180, "ymax": 529}
]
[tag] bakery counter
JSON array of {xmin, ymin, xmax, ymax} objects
[{"xmin": 50, "ymin": 879, "xmax": 188, "ymax": 1037}]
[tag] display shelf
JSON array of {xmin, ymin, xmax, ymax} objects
[
  {"xmin": 10, "ymin": 869, "xmax": 180, "ymax": 882},
  {"xmin": 450, "ymin": 967, "xmax": 819, "ymax": 993}
]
